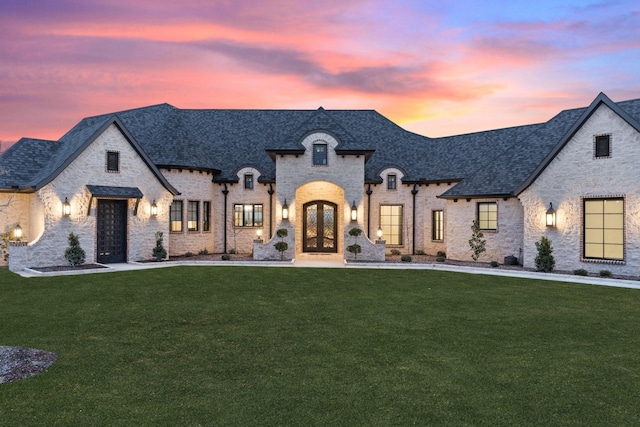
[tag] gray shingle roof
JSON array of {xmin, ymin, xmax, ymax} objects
[{"xmin": 2, "ymin": 93, "xmax": 640, "ymax": 197}]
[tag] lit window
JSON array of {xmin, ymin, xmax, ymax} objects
[
  {"xmin": 584, "ymin": 198, "xmax": 624, "ymax": 261},
  {"xmin": 432, "ymin": 210, "xmax": 444, "ymax": 241},
  {"xmin": 170, "ymin": 200, "xmax": 183, "ymax": 232},
  {"xmin": 594, "ymin": 135, "xmax": 611, "ymax": 158},
  {"xmin": 203, "ymin": 201, "xmax": 211, "ymax": 232},
  {"xmin": 313, "ymin": 144, "xmax": 327, "ymax": 165},
  {"xmin": 106, "ymin": 151, "xmax": 120, "ymax": 172},
  {"xmin": 234, "ymin": 204, "xmax": 263, "ymax": 227},
  {"xmin": 244, "ymin": 174, "xmax": 254, "ymax": 189},
  {"xmin": 380, "ymin": 205, "xmax": 403, "ymax": 245},
  {"xmin": 188, "ymin": 201, "xmax": 199, "ymax": 231},
  {"xmin": 387, "ymin": 174, "xmax": 397, "ymax": 190},
  {"xmin": 477, "ymin": 202, "xmax": 497, "ymax": 230}
]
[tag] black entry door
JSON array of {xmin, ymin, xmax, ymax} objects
[
  {"xmin": 303, "ymin": 201, "xmax": 337, "ymax": 253},
  {"xmin": 97, "ymin": 199, "xmax": 127, "ymax": 263}
]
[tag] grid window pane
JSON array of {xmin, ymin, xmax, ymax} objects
[
  {"xmin": 106, "ymin": 151, "xmax": 120, "ymax": 172},
  {"xmin": 188, "ymin": 201, "xmax": 199, "ymax": 231},
  {"xmin": 234, "ymin": 204, "xmax": 263, "ymax": 227},
  {"xmin": 170, "ymin": 201, "xmax": 183, "ymax": 232},
  {"xmin": 388, "ymin": 174, "xmax": 397, "ymax": 190},
  {"xmin": 244, "ymin": 174, "xmax": 253, "ymax": 189},
  {"xmin": 584, "ymin": 198, "xmax": 624, "ymax": 260},
  {"xmin": 477, "ymin": 202, "xmax": 497, "ymax": 230},
  {"xmin": 380, "ymin": 205, "xmax": 403, "ymax": 245},
  {"xmin": 313, "ymin": 144, "xmax": 327, "ymax": 165}
]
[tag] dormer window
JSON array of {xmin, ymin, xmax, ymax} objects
[
  {"xmin": 244, "ymin": 174, "xmax": 254, "ymax": 190},
  {"xmin": 313, "ymin": 144, "xmax": 327, "ymax": 165},
  {"xmin": 594, "ymin": 134, "xmax": 611, "ymax": 158},
  {"xmin": 106, "ymin": 151, "xmax": 120, "ymax": 173},
  {"xmin": 387, "ymin": 174, "xmax": 397, "ymax": 190}
]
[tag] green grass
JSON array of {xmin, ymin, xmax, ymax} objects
[{"xmin": 1, "ymin": 266, "xmax": 640, "ymax": 426}]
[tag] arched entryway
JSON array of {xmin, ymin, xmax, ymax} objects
[{"xmin": 303, "ymin": 201, "xmax": 338, "ymax": 253}]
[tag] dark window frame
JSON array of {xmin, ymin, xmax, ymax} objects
[
  {"xmin": 106, "ymin": 151, "xmax": 120, "ymax": 173},
  {"xmin": 234, "ymin": 204, "xmax": 264, "ymax": 227},
  {"xmin": 432, "ymin": 210, "xmax": 444, "ymax": 241},
  {"xmin": 203, "ymin": 201, "xmax": 211, "ymax": 232},
  {"xmin": 583, "ymin": 197, "xmax": 624, "ymax": 262},
  {"xmin": 244, "ymin": 174, "xmax": 254, "ymax": 190},
  {"xmin": 313, "ymin": 143, "xmax": 328, "ymax": 166},
  {"xmin": 387, "ymin": 174, "xmax": 397, "ymax": 190},
  {"xmin": 187, "ymin": 201, "xmax": 199, "ymax": 232},
  {"xmin": 170, "ymin": 200, "xmax": 183, "ymax": 233},
  {"xmin": 477, "ymin": 202, "xmax": 498, "ymax": 231},
  {"xmin": 380, "ymin": 204, "xmax": 403, "ymax": 246},
  {"xmin": 594, "ymin": 134, "xmax": 611, "ymax": 159}
]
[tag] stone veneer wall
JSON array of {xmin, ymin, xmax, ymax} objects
[
  {"xmin": 0, "ymin": 193, "xmax": 31, "ymax": 266},
  {"xmin": 162, "ymin": 169, "xmax": 216, "ymax": 256},
  {"xmin": 445, "ymin": 197, "xmax": 524, "ymax": 263},
  {"xmin": 9, "ymin": 124, "xmax": 172, "ymax": 270},
  {"xmin": 520, "ymin": 104, "xmax": 640, "ymax": 275}
]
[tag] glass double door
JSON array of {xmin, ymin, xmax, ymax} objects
[{"xmin": 303, "ymin": 201, "xmax": 337, "ymax": 253}]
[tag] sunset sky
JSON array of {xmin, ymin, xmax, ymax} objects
[{"xmin": 1, "ymin": 0, "xmax": 639, "ymax": 150}]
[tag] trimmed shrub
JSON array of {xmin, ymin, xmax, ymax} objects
[
  {"xmin": 401, "ymin": 254, "xmax": 412, "ymax": 262},
  {"xmin": 573, "ymin": 268, "xmax": 588, "ymax": 276},
  {"xmin": 221, "ymin": 254, "xmax": 230, "ymax": 261},
  {"xmin": 415, "ymin": 250, "xmax": 426, "ymax": 255},
  {"xmin": 347, "ymin": 228, "xmax": 363, "ymax": 260},
  {"xmin": 185, "ymin": 252, "xmax": 194, "ymax": 257},
  {"xmin": 534, "ymin": 236, "xmax": 555, "ymax": 272},
  {"xmin": 436, "ymin": 251, "xmax": 446, "ymax": 258},
  {"xmin": 490, "ymin": 260, "xmax": 499, "ymax": 267},
  {"xmin": 599, "ymin": 269, "xmax": 612, "ymax": 278},
  {"xmin": 436, "ymin": 256, "xmax": 446, "ymax": 263},
  {"xmin": 274, "ymin": 228, "xmax": 289, "ymax": 260},
  {"xmin": 198, "ymin": 248, "xmax": 209, "ymax": 255},
  {"xmin": 64, "ymin": 232, "xmax": 86, "ymax": 267},
  {"xmin": 390, "ymin": 249, "xmax": 401, "ymax": 256},
  {"xmin": 152, "ymin": 231, "xmax": 167, "ymax": 261}
]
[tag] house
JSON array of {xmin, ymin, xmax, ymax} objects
[{"xmin": 1, "ymin": 92, "xmax": 639, "ymax": 276}]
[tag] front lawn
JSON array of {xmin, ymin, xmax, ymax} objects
[{"xmin": 1, "ymin": 266, "xmax": 639, "ymax": 425}]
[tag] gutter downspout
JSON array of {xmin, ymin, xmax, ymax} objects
[
  {"xmin": 222, "ymin": 184, "xmax": 229, "ymax": 253},
  {"xmin": 411, "ymin": 184, "xmax": 419, "ymax": 255},
  {"xmin": 268, "ymin": 184, "xmax": 275, "ymax": 238},
  {"xmin": 366, "ymin": 184, "xmax": 373, "ymax": 238}
]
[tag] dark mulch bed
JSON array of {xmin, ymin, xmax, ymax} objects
[
  {"xmin": 29, "ymin": 264, "xmax": 108, "ymax": 273},
  {"xmin": 0, "ymin": 346, "xmax": 58, "ymax": 384}
]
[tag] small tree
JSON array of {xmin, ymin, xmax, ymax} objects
[
  {"xmin": 152, "ymin": 231, "xmax": 167, "ymax": 261},
  {"xmin": 468, "ymin": 220, "xmax": 486, "ymax": 261},
  {"xmin": 535, "ymin": 236, "xmax": 555, "ymax": 272},
  {"xmin": 64, "ymin": 232, "xmax": 85, "ymax": 267},
  {"xmin": 346, "ymin": 227, "xmax": 363, "ymax": 260},
  {"xmin": 274, "ymin": 228, "xmax": 288, "ymax": 261}
]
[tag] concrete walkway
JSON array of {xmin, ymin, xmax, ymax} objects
[{"xmin": 14, "ymin": 259, "xmax": 640, "ymax": 290}]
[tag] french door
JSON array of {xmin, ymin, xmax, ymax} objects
[{"xmin": 303, "ymin": 201, "xmax": 338, "ymax": 253}]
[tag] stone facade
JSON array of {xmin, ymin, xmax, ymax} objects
[{"xmin": 520, "ymin": 104, "xmax": 640, "ymax": 275}]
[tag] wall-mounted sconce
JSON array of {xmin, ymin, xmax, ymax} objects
[
  {"xmin": 256, "ymin": 229, "xmax": 263, "ymax": 240},
  {"xmin": 150, "ymin": 200, "xmax": 158, "ymax": 217},
  {"xmin": 62, "ymin": 197, "xmax": 71, "ymax": 216},
  {"xmin": 546, "ymin": 202, "xmax": 556, "ymax": 227},
  {"xmin": 377, "ymin": 228, "xmax": 383, "ymax": 239},
  {"xmin": 13, "ymin": 224, "xmax": 23, "ymax": 241},
  {"xmin": 282, "ymin": 199, "xmax": 289, "ymax": 220},
  {"xmin": 351, "ymin": 200, "xmax": 357, "ymax": 221}
]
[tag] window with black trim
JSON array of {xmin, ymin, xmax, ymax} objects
[
  {"xmin": 234, "ymin": 204, "xmax": 263, "ymax": 227},
  {"xmin": 188, "ymin": 201, "xmax": 199, "ymax": 231},
  {"xmin": 387, "ymin": 174, "xmax": 397, "ymax": 190},
  {"xmin": 584, "ymin": 197, "xmax": 624, "ymax": 261},
  {"xmin": 477, "ymin": 202, "xmax": 497, "ymax": 230},
  {"xmin": 594, "ymin": 134, "xmax": 611, "ymax": 158},
  {"xmin": 244, "ymin": 174, "xmax": 254, "ymax": 189},
  {"xmin": 380, "ymin": 205, "xmax": 403, "ymax": 245},
  {"xmin": 203, "ymin": 201, "xmax": 211, "ymax": 232},
  {"xmin": 432, "ymin": 210, "xmax": 444, "ymax": 241},
  {"xmin": 313, "ymin": 144, "xmax": 327, "ymax": 165},
  {"xmin": 106, "ymin": 151, "xmax": 120, "ymax": 173},
  {"xmin": 170, "ymin": 200, "xmax": 183, "ymax": 232}
]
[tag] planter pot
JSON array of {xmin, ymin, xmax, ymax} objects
[{"xmin": 504, "ymin": 255, "xmax": 518, "ymax": 265}]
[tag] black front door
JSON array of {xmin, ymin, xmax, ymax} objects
[
  {"xmin": 303, "ymin": 201, "xmax": 338, "ymax": 253},
  {"xmin": 97, "ymin": 199, "xmax": 127, "ymax": 263}
]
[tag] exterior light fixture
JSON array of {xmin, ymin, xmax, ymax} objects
[
  {"xmin": 377, "ymin": 228, "xmax": 383, "ymax": 239},
  {"xmin": 282, "ymin": 199, "xmax": 289, "ymax": 220},
  {"xmin": 546, "ymin": 202, "xmax": 556, "ymax": 227},
  {"xmin": 256, "ymin": 229, "xmax": 263, "ymax": 239},
  {"xmin": 351, "ymin": 200, "xmax": 358, "ymax": 221},
  {"xmin": 150, "ymin": 200, "xmax": 158, "ymax": 217},
  {"xmin": 62, "ymin": 197, "xmax": 71, "ymax": 216},
  {"xmin": 13, "ymin": 224, "xmax": 23, "ymax": 240}
]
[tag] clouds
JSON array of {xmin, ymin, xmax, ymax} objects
[{"xmin": 0, "ymin": 0, "xmax": 639, "ymax": 144}]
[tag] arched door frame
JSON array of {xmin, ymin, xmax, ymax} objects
[{"xmin": 302, "ymin": 200, "xmax": 338, "ymax": 253}]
